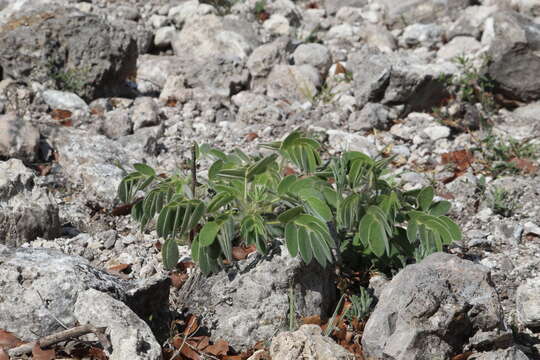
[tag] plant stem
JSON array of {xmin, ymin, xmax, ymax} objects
[{"xmin": 189, "ymin": 142, "xmax": 197, "ymax": 246}]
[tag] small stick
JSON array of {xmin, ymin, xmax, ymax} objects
[{"xmin": 8, "ymin": 325, "xmax": 107, "ymax": 357}]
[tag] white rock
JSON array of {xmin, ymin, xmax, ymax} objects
[
  {"xmin": 74, "ymin": 289, "xmax": 162, "ymax": 360},
  {"xmin": 516, "ymin": 277, "xmax": 540, "ymax": 329},
  {"xmin": 423, "ymin": 125, "xmax": 451, "ymax": 141},
  {"xmin": 326, "ymin": 130, "xmax": 377, "ymax": 157},
  {"xmin": 263, "ymin": 14, "xmax": 290, "ymax": 35},
  {"xmin": 154, "ymin": 26, "xmax": 176, "ymax": 48},
  {"xmin": 42, "ymin": 89, "xmax": 88, "ymax": 111}
]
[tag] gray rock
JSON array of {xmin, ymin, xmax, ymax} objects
[
  {"xmin": 171, "ymin": 14, "xmax": 258, "ymax": 61},
  {"xmin": 293, "ymin": 43, "xmax": 332, "ymax": 76},
  {"xmin": 42, "ymin": 89, "xmax": 88, "ymax": 112},
  {"xmin": 267, "ymin": 64, "xmax": 321, "ymax": 103},
  {"xmin": 326, "ymin": 130, "xmax": 378, "ymax": 157},
  {"xmin": 400, "ymin": 23, "xmax": 443, "ymax": 48},
  {"xmin": 0, "ymin": 112, "xmax": 40, "ymax": 162},
  {"xmin": 0, "ymin": 6, "xmax": 138, "ymax": 101},
  {"xmin": 469, "ymin": 347, "xmax": 529, "ymax": 360},
  {"xmin": 131, "ymin": 97, "xmax": 159, "ymax": 131},
  {"xmin": 359, "ymin": 23, "xmax": 397, "ymax": 53},
  {"xmin": 269, "ymin": 325, "xmax": 355, "ymax": 360},
  {"xmin": 362, "ymin": 253, "xmax": 504, "ymax": 360},
  {"xmin": 0, "ymin": 159, "xmax": 60, "ymax": 246},
  {"xmin": 231, "ymin": 92, "xmax": 283, "ymax": 124},
  {"xmin": 349, "ymin": 46, "xmax": 456, "ymax": 113},
  {"xmin": 348, "ymin": 103, "xmax": 392, "ymax": 131},
  {"xmin": 437, "ymin": 36, "xmax": 483, "ymax": 60},
  {"xmin": 247, "ymin": 37, "xmax": 290, "ymax": 79},
  {"xmin": 47, "ymin": 127, "xmax": 133, "ymax": 206},
  {"xmin": 177, "ymin": 245, "xmax": 336, "ymax": 351},
  {"xmin": 263, "ymin": 14, "xmax": 291, "ymax": 36},
  {"xmin": 153, "ymin": 25, "xmax": 176, "ymax": 48},
  {"xmin": 168, "ymin": 0, "xmax": 216, "ymax": 29},
  {"xmin": 484, "ymin": 11, "xmax": 540, "ymax": 101},
  {"xmin": 74, "ymin": 289, "xmax": 162, "ymax": 360},
  {"xmin": 377, "ymin": 0, "xmax": 470, "ymax": 27},
  {"xmin": 103, "ymin": 109, "xmax": 133, "ymax": 139},
  {"xmin": 136, "ymin": 55, "xmax": 179, "ymax": 95},
  {"xmin": 0, "ymin": 246, "xmax": 128, "ymax": 340},
  {"xmin": 323, "ymin": 0, "xmax": 368, "ymax": 15},
  {"xmin": 516, "ymin": 276, "xmax": 540, "ymax": 329},
  {"xmin": 512, "ymin": 101, "xmax": 540, "ymax": 120},
  {"xmin": 447, "ymin": 5, "xmax": 498, "ymax": 40}
]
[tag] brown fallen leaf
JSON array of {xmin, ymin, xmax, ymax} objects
[
  {"xmin": 282, "ymin": 166, "xmax": 296, "ymax": 176},
  {"xmin": 232, "ymin": 247, "xmax": 248, "ymax": 261},
  {"xmin": 111, "ymin": 203, "xmax": 134, "ymax": 216},
  {"xmin": 204, "ymin": 339, "xmax": 229, "ymax": 356},
  {"xmin": 510, "ymin": 157, "xmax": 538, "ymax": 174},
  {"xmin": 36, "ymin": 164, "xmax": 52, "ymax": 177},
  {"xmin": 0, "ymin": 348, "xmax": 7, "ymax": 360},
  {"xmin": 0, "ymin": 329, "xmax": 23, "ymax": 349},
  {"xmin": 32, "ymin": 343, "xmax": 55, "ymax": 360},
  {"xmin": 166, "ymin": 98, "xmax": 178, "ymax": 107},
  {"xmin": 451, "ymin": 351, "xmax": 473, "ymax": 360},
  {"xmin": 50, "ymin": 109, "xmax": 72, "ymax": 121},
  {"xmin": 245, "ymin": 132, "xmax": 259, "ymax": 142},
  {"xmin": 179, "ymin": 342, "xmax": 201, "ymax": 360},
  {"xmin": 301, "ymin": 315, "xmax": 321, "ymax": 325},
  {"xmin": 441, "ymin": 149, "xmax": 474, "ymax": 172},
  {"xmin": 183, "ymin": 315, "xmax": 199, "ymax": 337},
  {"xmin": 334, "ymin": 62, "xmax": 347, "ymax": 75},
  {"xmin": 108, "ymin": 263, "xmax": 131, "ymax": 273},
  {"xmin": 170, "ymin": 272, "xmax": 189, "ymax": 289}
]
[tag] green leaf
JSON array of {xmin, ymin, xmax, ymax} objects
[
  {"xmin": 247, "ymin": 154, "xmax": 278, "ymax": 179},
  {"xmin": 418, "ymin": 186, "xmax": 434, "ymax": 210},
  {"xmin": 429, "ymin": 201, "xmax": 451, "ymax": 216},
  {"xmin": 217, "ymin": 217, "xmax": 234, "ymax": 261},
  {"xmin": 305, "ymin": 197, "xmax": 333, "ymax": 222},
  {"xmin": 358, "ymin": 209, "xmax": 389, "ymax": 257},
  {"xmin": 285, "ymin": 222, "xmax": 299, "ymax": 257},
  {"xmin": 162, "ymin": 239, "xmax": 179, "ymax": 270},
  {"xmin": 407, "ymin": 219, "xmax": 418, "ymax": 243},
  {"xmin": 278, "ymin": 175, "xmax": 297, "ymax": 195},
  {"xmin": 297, "ymin": 226, "xmax": 313, "ymax": 264},
  {"xmin": 278, "ymin": 206, "xmax": 304, "ymax": 223},
  {"xmin": 199, "ymin": 222, "xmax": 220, "ymax": 247},
  {"xmin": 207, "ymin": 192, "xmax": 234, "ymax": 213},
  {"xmin": 134, "ymin": 163, "xmax": 156, "ymax": 177}
]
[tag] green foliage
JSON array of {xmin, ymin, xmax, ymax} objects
[
  {"xmin": 472, "ymin": 135, "xmax": 539, "ymax": 177},
  {"xmin": 346, "ymin": 287, "xmax": 373, "ymax": 322},
  {"xmin": 47, "ymin": 62, "xmax": 90, "ymax": 95},
  {"xmin": 254, "ymin": 0, "xmax": 266, "ymax": 16},
  {"xmin": 488, "ymin": 187, "xmax": 517, "ymax": 218},
  {"xmin": 200, "ymin": 0, "xmax": 241, "ymax": 15},
  {"xmin": 118, "ymin": 131, "xmax": 462, "ymax": 274}
]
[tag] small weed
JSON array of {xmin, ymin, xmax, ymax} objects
[
  {"xmin": 489, "ymin": 187, "xmax": 517, "ymax": 217},
  {"xmin": 345, "ymin": 287, "xmax": 373, "ymax": 322},
  {"xmin": 47, "ymin": 62, "xmax": 89, "ymax": 95},
  {"xmin": 472, "ymin": 135, "xmax": 539, "ymax": 177},
  {"xmin": 200, "ymin": 0, "xmax": 241, "ymax": 16}
]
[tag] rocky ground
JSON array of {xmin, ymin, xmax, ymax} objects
[{"xmin": 1, "ymin": 0, "xmax": 540, "ymax": 359}]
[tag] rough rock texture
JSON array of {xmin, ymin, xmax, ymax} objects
[
  {"xmin": 0, "ymin": 246, "xmax": 128, "ymax": 340},
  {"xmin": 269, "ymin": 325, "xmax": 355, "ymax": 360},
  {"xmin": 177, "ymin": 245, "xmax": 336, "ymax": 352},
  {"xmin": 516, "ymin": 276, "xmax": 540, "ymax": 330},
  {"xmin": 0, "ymin": 6, "xmax": 137, "ymax": 101},
  {"xmin": 469, "ymin": 347, "xmax": 529, "ymax": 360},
  {"xmin": 378, "ymin": 0, "xmax": 471, "ymax": 27},
  {"xmin": 0, "ymin": 159, "xmax": 60, "ymax": 246},
  {"xmin": 74, "ymin": 289, "xmax": 162, "ymax": 360},
  {"xmin": 362, "ymin": 253, "xmax": 504, "ymax": 360},
  {"xmin": 485, "ymin": 11, "xmax": 540, "ymax": 102},
  {"xmin": 0, "ymin": 112, "xmax": 40, "ymax": 162},
  {"xmin": 349, "ymin": 46, "xmax": 455, "ymax": 113}
]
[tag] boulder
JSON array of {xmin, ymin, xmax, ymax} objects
[
  {"xmin": 269, "ymin": 325, "xmax": 355, "ymax": 360},
  {"xmin": 176, "ymin": 245, "xmax": 336, "ymax": 351},
  {"xmin": 0, "ymin": 246, "xmax": 128, "ymax": 340},
  {"xmin": 293, "ymin": 43, "xmax": 332, "ymax": 76},
  {"xmin": 516, "ymin": 276, "xmax": 540, "ymax": 330},
  {"xmin": 0, "ymin": 112, "xmax": 40, "ymax": 162},
  {"xmin": 349, "ymin": 46, "xmax": 456, "ymax": 113},
  {"xmin": 0, "ymin": 159, "xmax": 60, "ymax": 247},
  {"xmin": 362, "ymin": 252, "xmax": 504, "ymax": 360},
  {"xmin": 171, "ymin": 14, "xmax": 258, "ymax": 61},
  {"xmin": 75, "ymin": 289, "xmax": 162, "ymax": 360},
  {"xmin": 266, "ymin": 64, "xmax": 321, "ymax": 103},
  {"xmin": 42, "ymin": 89, "xmax": 88, "ymax": 112},
  {"xmin": 47, "ymin": 127, "xmax": 135, "ymax": 206},
  {"xmin": 0, "ymin": 6, "xmax": 137, "ymax": 101},
  {"xmin": 376, "ymin": 0, "xmax": 470, "ymax": 27},
  {"xmin": 484, "ymin": 11, "xmax": 540, "ymax": 101},
  {"xmin": 246, "ymin": 37, "xmax": 290, "ymax": 79}
]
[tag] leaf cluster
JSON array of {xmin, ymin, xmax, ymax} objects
[{"xmin": 118, "ymin": 131, "xmax": 462, "ymax": 274}]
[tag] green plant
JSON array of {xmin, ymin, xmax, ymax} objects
[
  {"xmin": 346, "ymin": 287, "xmax": 373, "ymax": 322},
  {"xmin": 118, "ymin": 131, "xmax": 462, "ymax": 274},
  {"xmin": 489, "ymin": 187, "xmax": 516, "ymax": 217},
  {"xmin": 200, "ymin": 0, "xmax": 241, "ymax": 16},
  {"xmin": 472, "ymin": 135, "xmax": 539, "ymax": 177},
  {"xmin": 254, "ymin": 0, "xmax": 266, "ymax": 16},
  {"xmin": 47, "ymin": 62, "xmax": 89, "ymax": 95}
]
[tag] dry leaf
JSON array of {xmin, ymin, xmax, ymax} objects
[
  {"xmin": 334, "ymin": 62, "xmax": 347, "ymax": 75},
  {"xmin": 50, "ymin": 109, "xmax": 72, "ymax": 121},
  {"xmin": 232, "ymin": 247, "xmax": 247, "ymax": 260},
  {"xmin": 166, "ymin": 99, "xmax": 178, "ymax": 107},
  {"xmin": 170, "ymin": 272, "xmax": 189, "ymax": 289},
  {"xmin": 451, "ymin": 351, "xmax": 473, "ymax": 360},
  {"xmin": 301, "ymin": 315, "xmax": 321, "ymax": 325},
  {"xmin": 441, "ymin": 149, "xmax": 474, "ymax": 171},
  {"xmin": 111, "ymin": 203, "xmax": 133, "ymax": 216},
  {"xmin": 32, "ymin": 343, "xmax": 55, "ymax": 360},
  {"xmin": 244, "ymin": 245, "xmax": 257, "ymax": 255},
  {"xmin": 282, "ymin": 166, "xmax": 296, "ymax": 176},
  {"xmin": 204, "ymin": 339, "xmax": 229, "ymax": 356},
  {"xmin": 0, "ymin": 348, "xmax": 8, "ymax": 360},
  {"xmin": 108, "ymin": 263, "xmax": 131, "ymax": 273},
  {"xmin": 245, "ymin": 132, "xmax": 259, "ymax": 142},
  {"xmin": 36, "ymin": 164, "xmax": 52, "ymax": 176},
  {"xmin": 510, "ymin": 158, "xmax": 538, "ymax": 174},
  {"xmin": 180, "ymin": 343, "xmax": 201, "ymax": 360},
  {"xmin": 0, "ymin": 329, "xmax": 22, "ymax": 349},
  {"xmin": 183, "ymin": 315, "xmax": 199, "ymax": 337}
]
